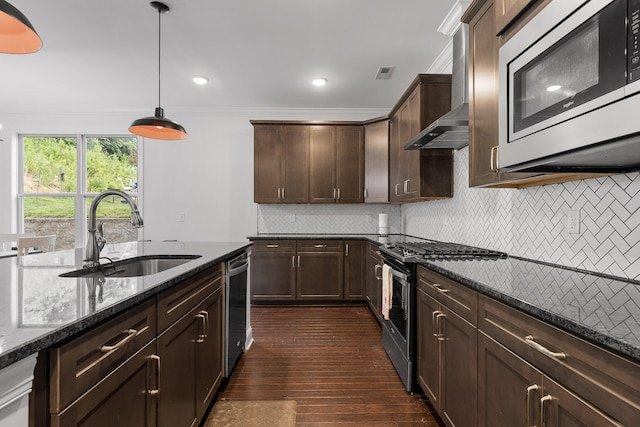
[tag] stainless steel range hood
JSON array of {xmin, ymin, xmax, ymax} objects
[{"xmin": 405, "ymin": 24, "xmax": 469, "ymax": 150}]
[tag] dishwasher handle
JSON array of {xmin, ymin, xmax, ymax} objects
[{"xmin": 228, "ymin": 253, "xmax": 248, "ymax": 276}]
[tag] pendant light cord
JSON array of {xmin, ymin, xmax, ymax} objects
[{"xmin": 157, "ymin": 7, "xmax": 162, "ymax": 109}]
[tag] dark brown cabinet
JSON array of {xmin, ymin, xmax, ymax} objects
[
  {"xmin": 297, "ymin": 240, "xmax": 344, "ymax": 299},
  {"xmin": 343, "ymin": 240, "xmax": 365, "ymax": 300},
  {"xmin": 251, "ymin": 239, "xmax": 353, "ymax": 302},
  {"xmin": 253, "ymin": 123, "xmax": 309, "ymax": 203},
  {"xmin": 388, "ymin": 74, "xmax": 454, "ymax": 203},
  {"xmin": 157, "ymin": 265, "xmax": 224, "ymax": 427},
  {"xmin": 310, "ymin": 125, "xmax": 364, "ymax": 204},
  {"xmin": 416, "ymin": 266, "xmax": 477, "ymax": 427},
  {"xmin": 365, "ymin": 241, "xmax": 383, "ymax": 323},
  {"xmin": 251, "ymin": 240, "xmax": 297, "ymax": 302},
  {"xmin": 463, "ymin": 0, "xmax": 604, "ymax": 188},
  {"xmin": 363, "ymin": 118, "xmax": 389, "ymax": 203}
]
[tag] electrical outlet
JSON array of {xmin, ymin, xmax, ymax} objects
[{"xmin": 566, "ymin": 210, "xmax": 580, "ymax": 234}]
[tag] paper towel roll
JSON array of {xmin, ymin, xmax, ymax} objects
[{"xmin": 378, "ymin": 213, "xmax": 388, "ymax": 228}]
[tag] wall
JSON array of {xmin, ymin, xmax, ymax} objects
[
  {"xmin": 403, "ymin": 148, "xmax": 640, "ymax": 281},
  {"xmin": 0, "ymin": 107, "xmax": 386, "ymax": 244}
]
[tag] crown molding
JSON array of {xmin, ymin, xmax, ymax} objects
[{"xmin": 438, "ymin": 0, "xmax": 472, "ymax": 36}]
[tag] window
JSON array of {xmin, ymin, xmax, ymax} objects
[{"xmin": 19, "ymin": 135, "xmax": 142, "ymax": 250}]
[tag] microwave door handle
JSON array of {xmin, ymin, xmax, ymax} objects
[{"xmin": 490, "ymin": 146, "xmax": 499, "ymax": 172}]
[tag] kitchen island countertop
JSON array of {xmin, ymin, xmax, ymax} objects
[{"xmin": 0, "ymin": 240, "xmax": 251, "ymax": 370}]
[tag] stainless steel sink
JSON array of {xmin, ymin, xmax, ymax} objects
[{"xmin": 59, "ymin": 255, "xmax": 202, "ymax": 278}]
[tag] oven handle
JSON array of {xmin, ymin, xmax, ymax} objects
[{"xmin": 383, "ymin": 260, "xmax": 410, "ymax": 282}]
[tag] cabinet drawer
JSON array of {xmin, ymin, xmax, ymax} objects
[
  {"xmin": 478, "ymin": 294, "xmax": 640, "ymax": 426},
  {"xmin": 252, "ymin": 240, "xmax": 296, "ymax": 252},
  {"xmin": 297, "ymin": 240, "xmax": 343, "ymax": 252},
  {"xmin": 49, "ymin": 298, "xmax": 157, "ymax": 412},
  {"xmin": 369, "ymin": 242, "xmax": 383, "ymax": 261},
  {"xmin": 157, "ymin": 264, "xmax": 223, "ymax": 332},
  {"xmin": 417, "ymin": 265, "xmax": 477, "ymax": 325}
]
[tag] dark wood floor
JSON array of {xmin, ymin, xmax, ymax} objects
[{"xmin": 217, "ymin": 305, "xmax": 444, "ymax": 426}]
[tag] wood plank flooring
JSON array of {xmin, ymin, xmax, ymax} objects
[{"xmin": 216, "ymin": 305, "xmax": 444, "ymax": 426}]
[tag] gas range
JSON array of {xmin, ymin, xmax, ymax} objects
[{"xmin": 380, "ymin": 240, "xmax": 507, "ymax": 263}]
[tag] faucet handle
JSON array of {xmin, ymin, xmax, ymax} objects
[{"xmin": 97, "ymin": 221, "xmax": 106, "ymax": 251}]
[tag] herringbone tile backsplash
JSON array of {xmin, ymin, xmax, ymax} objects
[{"xmin": 257, "ymin": 147, "xmax": 640, "ymax": 280}]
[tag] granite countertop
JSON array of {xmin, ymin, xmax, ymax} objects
[
  {"xmin": 0, "ymin": 240, "xmax": 251, "ymax": 370},
  {"xmin": 421, "ymin": 256, "xmax": 640, "ymax": 362},
  {"xmin": 251, "ymin": 233, "xmax": 640, "ymax": 362}
]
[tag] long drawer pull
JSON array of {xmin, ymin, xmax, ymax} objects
[
  {"xmin": 314, "ymin": 244, "xmax": 327, "ymax": 248},
  {"xmin": 436, "ymin": 313, "xmax": 446, "ymax": 341},
  {"xmin": 433, "ymin": 283, "xmax": 450, "ymax": 294},
  {"xmin": 148, "ymin": 354, "xmax": 161, "ymax": 396},
  {"xmin": 195, "ymin": 313, "xmax": 207, "ymax": 343},
  {"xmin": 526, "ymin": 385, "xmax": 540, "ymax": 427},
  {"xmin": 432, "ymin": 310, "xmax": 442, "ymax": 337},
  {"xmin": 266, "ymin": 244, "xmax": 279, "ymax": 248},
  {"xmin": 100, "ymin": 329, "xmax": 137, "ymax": 353},
  {"xmin": 525, "ymin": 335, "xmax": 566, "ymax": 359}
]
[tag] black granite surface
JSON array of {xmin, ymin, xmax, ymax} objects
[
  {"xmin": 0, "ymin": 240, "xmax": 251, "ymax": 370},
  {"xmin": 250, "ymin": 233, "xmax": 640, "ymax": 362}
]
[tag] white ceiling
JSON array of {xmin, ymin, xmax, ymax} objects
[{"xmin": 1, "ymin": 0, "xmax": 460, "ymax": 114}]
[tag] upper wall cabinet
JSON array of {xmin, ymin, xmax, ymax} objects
[
  {"xmin": 364, "ymin": 117, "xmax": 390, "ymax": 203},
  {"xmin": 493, "ymin": 0, "xmax": 537, "ymax": 35},
  {"xmin": 310, "ymin": 125, "xmax": 364, "ymax": 204},
  {"xmin": 253, "ymin": 123, "xmax": 310, "ymax": 203},
  {"xmin": 389, "ymin": 74, "xmax": 454, "ymax": 203},
  {"xmin": 463, "ymin": 0, "xmax": 605, "ymax": 188}
]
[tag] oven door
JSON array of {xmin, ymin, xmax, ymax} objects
[{"xmin": 499, "ymin": 0, "xmax": 634, "ymax": 170}]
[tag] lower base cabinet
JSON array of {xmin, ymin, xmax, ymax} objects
[{"xmin": 43, "ymin": 264, "xmax": 225, "ymax": 427}]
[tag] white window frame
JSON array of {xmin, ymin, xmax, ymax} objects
[{"xmin": 17, "ymin": 134, "xmax": 144, "ymax": 249}]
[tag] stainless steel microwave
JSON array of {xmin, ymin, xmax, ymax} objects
[{"xmin": 498, "ymin": 0, "xmax": 640, "ymax": 173}]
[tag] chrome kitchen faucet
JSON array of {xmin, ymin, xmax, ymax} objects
[{"xmin": 84, "ymin": 189, "xmax": 143, "ymax": 267}]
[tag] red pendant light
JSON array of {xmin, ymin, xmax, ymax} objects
[
  {"xmin": 129, "ymin": 1, "xmax": 187, "ymax": 140},
  {"xmin": 0, "ymin": 0, "xmax": 42, "ymax": 54}
]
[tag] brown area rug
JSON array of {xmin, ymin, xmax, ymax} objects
[{"xmin": 204, "ymin": 399, "xmax": 297, "ymax": 426}]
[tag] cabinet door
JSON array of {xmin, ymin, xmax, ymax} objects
[
  {"xmin": 157, "ymin": 308, "xmax": 199, "ymax": 427},
  {"xmin": 51, "ymin": 341, "xmax": 157, "ymax": 427},
  {"xmin": 309, "ymin": 125, "xmax": 337, "ymax": 203},
  {"xmin": 478, "ymin": 332, "xmax": 543, "ymax": 427},
  {"xmin": 336, "ymin": 126, "xmax": 364, "ymax": 203},
  {"xmin": 542, "ymin": 378, "xmax": 623, "ymax": 427},
  {"xmin": 251, "ymin": 252, "xmax": 296, "ymax": 302},
  {"xmin": 389, "ymin": 113, "xmax": 402, "ymax": 202},
  {"xmin": 296, "ymin": 251, "xmax": 344, "ymax": 299},
  {"xmin": 281, "ymin": 125, "xmax": 310, "ymax": 203},
  {"xmin": 404, "ymin": 86, "xmax": 422, "ymax": 199},
  {"xmin": 364, "ymin": 120, "xmax": 389, "ymax": 203},
  {"xmin": 196, "ymin": 286, "xmax": 224, "ymax": 417},
  {"xmin": 344, "ymin": 240, "xmax": 365, "ymax": 300},
  {"xmin": 254, "ymin": 125, "xmax": 282, "ymax": 203},
  {"xmin": 494, "ymin": 0, "xmax": 537, "ymax": 35},
  {"xmin": 416, "ymin": 288, "xmax": 441, "ymax": 410},
  {"xmin": 441, "ymin": 309, "xmax": 477, "ymax": 427}
]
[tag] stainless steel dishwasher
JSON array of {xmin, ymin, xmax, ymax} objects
[{"xmin": 225, "ymin": 250, "xmax": 248, "ymax": 377}]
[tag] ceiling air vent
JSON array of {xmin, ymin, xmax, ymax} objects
[{"xmin": 375, "ymin": 66, "xmax": 395, "ymax": 80}]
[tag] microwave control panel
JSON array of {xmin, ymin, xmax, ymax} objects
[{"xmin": 629, "ymin": 0, "xmax": 640, "ymax": 82}]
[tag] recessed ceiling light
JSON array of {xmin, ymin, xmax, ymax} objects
[
  {"xmin": 312, "ymin": 78, "xmax": 327, "ymax": 87},
  {"xmin": 193, "ymin": 76, "xmax": 209, "ymax": 85}
]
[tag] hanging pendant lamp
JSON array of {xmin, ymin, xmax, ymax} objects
[
  {"xmin": 129, "ymin": 1, "xmax": 187, "ymax": 140},
  {"xmin": 0, "ymin": 0, "xmax": 42, "ymax": 54}
]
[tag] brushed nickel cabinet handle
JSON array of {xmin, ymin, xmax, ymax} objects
[
  {"xmin": 436, "ymin": 313, "xmax": 446, "ymax": 341},
  {"xmin": 277, "ymin": 188, "xmax": 281, "ymax": 199},
  {"xmin": 374, "ymin": 264, "xmax": 382, "ymax": 280},
  {"xmin": 540, "ymin": 395, "xmax": 553, "ymax": 427},
  {"xmin": 526, "ymin": 385, "xmax": 541, "ymax": 427},
  {"xmin": 292, "ymin": 255, "xmax": 295, "ymax": 268},
  {"xmin": 364, "ymin": 188, "xmax": 368, "ymax": 199},
  {"xmin": 490, "ymin": 146, "xmax": 498, "ymax": 172},
  {"xmin": 432, "ymin": 311, "xmax": 441, "ymax": 337},
  {"xmin": 345, "ymin": 243, "xmax": 349, "ymax": 257},
  {"xmin": 199, "ymin": 310, "xmax": 209, "ymax": 339},
  {"xmin": 314, "ymin": 244, "xmax": 327, "ymax": 248},
  {"xmin": 281, "ymin": 187, "xmax": 285, "ymax": 199},
  {"xmin": 337, "ymin": 188, "xmax": 341, "ymax": 200},
  {"xmin": 433, "ymin": 283, "xmax": 450, "ymax": 294},
  {"xmin": 333, "ymin": 188, "xmax": 337, "ymax": 200},
  {"xmin": 266, "ymin": 244, "xmax": 279, "ymax": 248},
  {"xmin": 395, "ymin": 183, "xmax": 400, "ymax": 196},
  {"xmin": 195, "ymin": 313, "xmax": 206, "ymax": 343},
  {"xmin": 297, "ymin": 255, "xmax": 300, "ymax": 268},
  {"xmin": 101, "ymin": 329, "xmax": 137, "ymax": 353},
  {"xmin": 525, "ymin": 335, "xmax": 566, "ymax": 359},
  {"xmin": 148, "ymin": 354, "xmax": 161, "ymax": 396}
]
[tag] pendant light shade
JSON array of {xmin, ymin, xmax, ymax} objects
[
  {"xmin": 0, "ymin": 0, "xmax": 42, "ymax": 54},
  {"xmin": 129, "ymin": 1, "xmax": 187, "ymax": 140}
]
